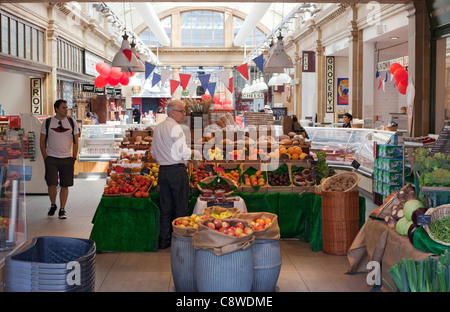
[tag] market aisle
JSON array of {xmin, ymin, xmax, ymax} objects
[{"xmin": 24, "ymin": 177, "xmax": 378, "ymax": 292}]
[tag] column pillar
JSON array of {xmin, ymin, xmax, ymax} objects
[
  {"xmin": 406, "ymin": 1, "xmax": 431, "ymax": 136},
  {"xmin": 347, "ymin": 20, "xmax": 363, "ymax": 119},
  {"xmin": 44, "ymin": 14, "xmax": 59, "ymax": 115},
  {"xmin": 294, "ymin": 48, "xmax": 302, "ymax": 119},
  {"xmin": 315, "ymin": 39, "xmax": 325, "ymax": 123}
]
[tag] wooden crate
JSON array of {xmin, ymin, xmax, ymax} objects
[
  {"xmin": 215, "ymin": 162, "xmax": 242, "ymax": 192},
  {"xmin": 266, "ymin": 162, "xmax": 293, "ymax": 193},
  {"xmin": 243, "ymin": 112, "xmax": 274, "ymax": 126},
  {"xmin": 240, "ymin": 162, "xmax": 268, "ymax": 193},
  {"xmin": 209, "ymin": 109, "xmax": 236, "ymax": 125}
]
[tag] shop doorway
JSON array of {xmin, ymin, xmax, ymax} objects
[{"xmin": 141, "ymin": 98, "xmax": 159, "ymax": 116}]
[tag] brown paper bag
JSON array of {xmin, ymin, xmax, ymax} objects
[
  {"xmin": 235, "ymin": 212, "xmax": 280, "ymax": 240},
  {"xmin": 202, "ymin": 206, "xmax": 241, "ymax": 218},
  {"xmin": 192, "ymin": 218, "xmax": 255, "ymax": 256}
]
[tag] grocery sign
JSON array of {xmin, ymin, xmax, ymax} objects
[{"xmin": 326, "ymin": 56, "xmax": 334, "ymax": 113}]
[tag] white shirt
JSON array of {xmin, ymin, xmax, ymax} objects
[
  {"xmin": 151, "ymin": 117, "xmax": 191, "ymax": 165},
  {"xmin": 40, "ymin": 116, "xmax": 79, "ymax": 158}
]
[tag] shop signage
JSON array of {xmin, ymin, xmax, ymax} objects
[
  {"xmin": 302, "ymin": 51, "xmax": 315, "ymax": 72},
  {"xmin": 426, "ymin": 0, "xmax": 450, "ymax": 31},
  {"xmin": 84, "ymin": 51, "xmax": 105, "ymax": 77},
  {"xmin": 377, "ymin": 56, "xmax": 408, "ymax": 72},
  {"xmin": 326, "ymin": 56, "xmax": 334, "ymax": 113},
  {"xmin": 30, "ymin": 78, "xmax": 42, "ymax": 115},
  {"xmin": 242, "ymin": 93, "xmax": 264, "ymax": 99},
  {"xmin": 82, "ymin": 84, "xmax": 95, "ymax": 93}
]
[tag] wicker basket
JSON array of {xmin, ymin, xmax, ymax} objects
[
  {"xmin": 103, "ymin": 187, "xmax": 137, "ymax": 197},
  {"xmin": 423, "ymin": 204, "xmax": 450, "ymax": 246},
  {"xmin": 321, "ymin": 172, "xmax": 360, "ymax": 192},
  {"xmin": 197, "ymin": 175, "xmax": 238, "ymax": 196}
]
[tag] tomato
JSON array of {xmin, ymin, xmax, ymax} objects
[
  {"xmin": 141, "ymin": 192, "xmax": 149, "ymax": 198},
  {"xmin": 134, "ymin": 191, "xmax": 141, "ymax": 198}
]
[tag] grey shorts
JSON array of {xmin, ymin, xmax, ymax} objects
[{"xmin": 44, "ymin": 156, "xmax": 75, "ymax": 187}]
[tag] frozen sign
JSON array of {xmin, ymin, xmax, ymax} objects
[{"xmin": 31, "ymin": 78, "xmax": 42, "ymax": 115}]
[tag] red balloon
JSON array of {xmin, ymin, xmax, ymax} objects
[
  {"xmin": 389, "ymin": 63, "xmax": 403, "ymax": 75},
  {"xmin": 107, "ymin": 76, "xmax": 120, "ymax": 87},
  {"xmin": 96, "ymin": 62, "xmax": 111, "ymax": 78},
  {"xmin": 119, "ymin": 74, "xmax": 129, "ymax": 86},
  {"xmin": 124, "ymin": 71, "xmax": 135, "ymax": 77},
  {"xmin": 213, "ymin": 104, "xmax": 223, "ymax": 110},
  {"xmin": 94, "ymin": 75, "xmax": 107, "ymax": 88},
  {"xmin": 110, "ymin": 67, "xmax": 123, "ymax": 79},
  {"xmin": 213, "ymin": 94, "xmax": 221, "ymax": 104},
  {"xmin": 224, "ymin": 98, "xmax": 231, "ymax": 104},
  {"xmin": 222, "ymin": 104, "xmax": 233, "ymax": 110},
  {"xmin": 393, "ymin": 68, "xmax": 408, "ymax": 83},
  {"xmin": 397, "ymin": 81, "xmax": 407, "ymax": 95}
]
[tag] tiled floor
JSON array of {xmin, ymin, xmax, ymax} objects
[{"xmin": 23, "ymin": 177, "xmax": 379, "ymax": 292}]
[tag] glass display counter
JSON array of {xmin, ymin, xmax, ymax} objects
[
  {"xmin": 304, "ymin": 127, "xmax": 395, "ymax": 176},
  {"xmin": 79, "ymin": 125, "xmax": 124, "ymax": 162}
]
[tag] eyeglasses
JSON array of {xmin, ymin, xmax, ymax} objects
[{"xmin": 173, "ymin": 109, "xmax": 186, "ymax": 114}]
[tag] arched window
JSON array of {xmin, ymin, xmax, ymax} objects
[
  {"xmin": 233, "ymin": 16, "xmax": 265, "ymax": 46},
  {"xmin": 180, "ymin": 10, "xmax": 224, "ymax": 47},
  {"xmin": 139, "ymin": 16, "xmax": 172, "ymax": 46}
]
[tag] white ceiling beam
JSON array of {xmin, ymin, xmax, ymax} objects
[
  {"xmin": 233, "ymin": 3, "xmax": 271, "ymax": 47},
  {"xmin": 133, "ymin": 2, "xmax": 171, "ymax": 47}
]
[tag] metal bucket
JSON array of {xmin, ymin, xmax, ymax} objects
[
  {"xmin": 252, "ymin": 239, "xmax": 281, "ymax": 292},
  {"xmin": 170, "ymin": 234, "xmax": 197, "ymax": 292}
]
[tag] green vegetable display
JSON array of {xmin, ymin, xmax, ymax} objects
[
  {"xmin": 384, "ymin": 250, "xmax": 450, "ymax": 292},
  {"xmin": 429, "ymin": 217, "xmax": 450, "ymax": 244}
]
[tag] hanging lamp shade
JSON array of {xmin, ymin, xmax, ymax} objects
[
  {"xmin": 268, "ymin": 73, "xmax": 281, "ymax": 86},
  {"xmin": 121, "ymin": 42, "xmax": 145, "ymax": 73},
  {"xmin": 265, "ymin": 33, "xmax": 293, "ymax": 70},
  {"xmin": 262, "ymin": 41, "xmax": 285, "ymax": 73},
  {"xmin": 277, "ymin": 73, "xmax": 292, "ymax": 84},
  {"xmin": 112, "ymin": 34, "xmax": 142, "ymax": 70}
]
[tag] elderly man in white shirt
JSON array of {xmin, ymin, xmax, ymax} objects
[{"xmin": 151, "ymin": 99, "xmax": 191, "ymax": 249}]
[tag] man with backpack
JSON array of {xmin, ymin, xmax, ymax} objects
[{"xmin": 39, "ymin": 99, "xmax": 79, "ymax": 219}]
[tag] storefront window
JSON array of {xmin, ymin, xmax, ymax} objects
[
  {"xmin": 10, "ymin": 19, "xmax": 16, "ymax": 57},
  {"xmin": 1, "ymin": 15, "xmax": 9, "ymax": 54}
]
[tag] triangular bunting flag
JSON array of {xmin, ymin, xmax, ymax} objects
[
  {"xmin": 198, "ymin": 74, "xmax": 210, "ymax": 91},
  {"xmin": 207, "ymin": 82, "xmax": 216, "ymax": 98},
  {"xmin": 378, "ymin": 78, "xmax": 382, "ymax": 90},
  {"xmin": 253, "ymin": 54, "xmax": 264, "ymax": 72},
  {"xmin": 145, "ymin": 62, "xmax": 156, "ymax": 80},
  {"xmin": 237, "ymin": 63, "xmax": 249, "ymax": 80},
  {"xmin": 227, "ymin": 77, "xmax": 233, "ymax": 93},
  {"xmin": 375, "ymin": 69, "xmax": 380, "ymax": 78},
  {"xmin": 218, "ymin": 70, "xmax": 230, "ymax": 90},
  {"xmin": 170, "ymin": 79, "xmax": 180, "ymax": 95},
  {"xmin": 383, "ymin": 72, "xmax": 387, "ymax": 92},
  {"xmin": 187, "ymin": 82, "xmax": 197, "ymax": 97},
  {"xmin": 152, "ymin": 73, "xmax": 161, "ymax": 87},
  {"xmin": 161, "ymin": 68, "xmax": 172, "ymax": 85},
  {"xmin": 123, "ymin": 49, "xmax": 132, "ymax": 62},
  {"xmin": 179, "ymin": 73, "xmax": 191, "ymax": 90}
]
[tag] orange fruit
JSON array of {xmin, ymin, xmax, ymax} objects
[
  {"xmin": 291, "ymin": 153, "xmax": 299, "ymax": 160},
  {"xmin": 287, "ymin": 147, "xmax": 295, "ymax": 155},
  {"xmin": 279, "ymin": 147, "xmax": 287, "ymax": 154},
  {"xmin": 294, "ymin": 146, "xmax": 302, "ymax": 154}
]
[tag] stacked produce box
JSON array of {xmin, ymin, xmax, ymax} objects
[{"xmin": 373, "ymin": 144, "xmax": 404, "ymax": 202}]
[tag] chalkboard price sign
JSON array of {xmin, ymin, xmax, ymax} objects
[{"xmin": 431, "ymin": 126, "xmax": 450, "ymax": 156}]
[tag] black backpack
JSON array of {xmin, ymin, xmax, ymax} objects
[{"xmin": 45, "ymin": 117, "xmax": 76, "ymax": 146}]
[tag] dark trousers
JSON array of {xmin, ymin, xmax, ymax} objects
[{"xmin": 158, "ymin": 165, "xmax": 189, "ymax": 247}]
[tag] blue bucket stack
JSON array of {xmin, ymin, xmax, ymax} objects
[{"xmin": 5, "ymin": 236, "xmax": 96, "ymax": 292}]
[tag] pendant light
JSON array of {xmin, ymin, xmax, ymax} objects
[
  {"xmin": 276, "ymin": 72, "xmax": 292, "ymax": 84},
  {"xmin": 268, "ymin": 73, "xmax": 281, "ymax": 86},
  {"xmin": 264, "ymin": 33, "xmax": 293, "ymax": 70},
  {"xmin": 111, "ymin": 33, "xmax": 143, "ymax": 70},
  {"xmin": 121, "ymin": 41, "xmax": 145, "ymax": 73},
  {"xmin": 262, "ymin": 39, "xmax": 285, "ymax": 73}
]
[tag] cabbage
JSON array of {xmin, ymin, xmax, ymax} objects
[
  {"xmin": 396, "ymin": 217, "xmax": 413, "ymax": 236},
  {"xmin": 403, "ymin": 199, "xmax": 425, "ymax": 222}
]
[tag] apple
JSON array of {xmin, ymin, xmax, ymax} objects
[
  {"xmin": 243, "ymin": 227, "xmax": 254, "ymax": 235},
  {"xmin": 222, "ymin": 221, "xmax": 230, "ymax": 229},
  {"xmin": 206, "ymin": 222, "xmax": 216, "ymax": 230},
  {"xmin": 213, "ymin": 218, "xmax": 222, "ymax": 230},
  {"xmin": 219, "ymin": 227, "xmax": 228, "ymax": 234},
  {"xmin": 235, "ymin": 227, "xmax": 244, "ymax": 235},
  {"xmin": 235, "ymin": 222, "xmax": 244, "ymax": 229},
  {"xmin": 182, "ymin": 219, "xmax": 190, "ymax": 226}
]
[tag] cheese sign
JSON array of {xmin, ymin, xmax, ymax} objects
[{"xmin": 31, "ymin": 78, "xmax": 42, "ymax": 115}]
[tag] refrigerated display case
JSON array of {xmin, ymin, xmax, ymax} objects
[
  {"xmin": 0, "ymin": 139, "xmax": 27, "ymax": 264},
  {"xmin": 78, "ymin": 125, "xmax": 124, "ymax": 162},
  {"xmin": 304, "ymin": 127, "xmax": 395, "ymax": 176}
]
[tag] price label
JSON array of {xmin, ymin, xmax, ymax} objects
[
  {"xmin": 216, "ymin": 166, "xmax": 225, "ymax": 173},
  {"xmin": 417, "ymin": 214, "xmax": 431, "ymax": 226},
  {"xmin": 351, "ymin": 160, "xmax": 361, "ymax": 170},
  {"xmin": 123, "ymin": 167, "xmax": 132, "ymax": 174},
  {"xmin": 206, "ymin": 201, "xmax": 234, "ymax": 208},
  {"xmin": 115, "ymin": 167, "xmax": 124, "ymax": 174},
  {"xmin": 141, "ymin": 167, "xmax": 150, "ymax": 175},
  {"xmin": 204, "ymin": 164, "xmax": 214, "ymax": 173}
]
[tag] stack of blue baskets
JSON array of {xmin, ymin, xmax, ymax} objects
[{"xmin": 5, "ymin": 236, "xmax": 96, "ymax": 292}]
